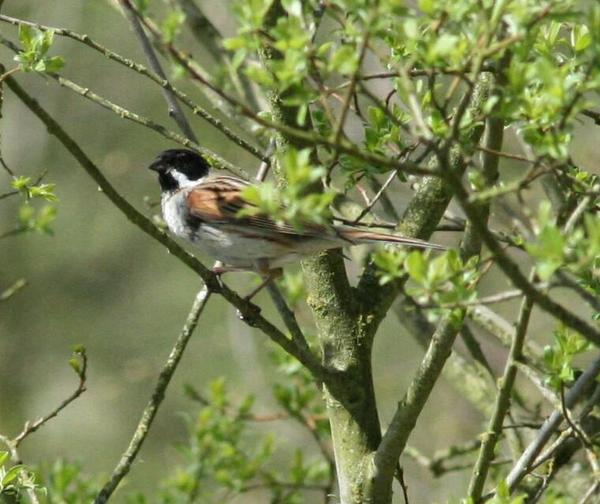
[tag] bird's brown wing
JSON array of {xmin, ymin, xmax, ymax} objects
[{"xmin": 185, "ymin": 176, "xmax": 330, "ymax": 238}]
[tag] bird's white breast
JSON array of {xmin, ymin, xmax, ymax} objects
[{"xmin": 161, "ymin": 190, "xmax": 191, "ymax": 239}]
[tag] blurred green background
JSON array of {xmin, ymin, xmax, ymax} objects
[{"xmin": 1, "ymin": 1, "xmax": 598, "ymax": 502}]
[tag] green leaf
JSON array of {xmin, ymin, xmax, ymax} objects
[
  {"xmin": 134, "ymin": 0, "xmax": 151, "ymax": 15},
  {"xmin": 0, "ymin": 451, "xmax": 9, "ymax": 468},
  {"xmin": 418, "ymin": 0, "xmax": 435, "ymax": 15},
  {"xmin": 405, "ymin": 251, "xmax": 427, "ymax": 283},
  {"xmin": 244, "ymin": 65, "xmax": 275, "ymax": 87},
  {"xmin": 2, "ymin": 464, "xmax": 23, "ymax": 486},
  {"xmin": 11, "ymin": 176, "xmax": 32, "ymax": 193},
  {"xmin": 68, "ymin": 358, "xmax": 81, "ymax": 376},
  {"xmin": 328, "ymin": 45, "xmax": 359, "ymax": 75},
  {"xmin": 18, "ymin": 25, "xmax": 34, "ymax": 50},
  {"xmin": 162, "ymin": 9, "xmax": 186, "ymax": 43},
  {"xmin": 281, "ymin": 0, "xmax": 302, "ymax": 17},
  {"xmin": 44, "ymin": 56, "xmax": 65, "ymax": 73},
  {"xmin": 72, "ymin": 344, "xmax": 85, "ymax": 354},
  {"xmin": 571, "ymin": 24, "xmax": 591, "ymax": 52},
  {"xmin": 29, "ymin": 183, "xmax": 58, "ymax": 202}
]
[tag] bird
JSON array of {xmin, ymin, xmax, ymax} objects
[{"xmin": 149, "ymin": 148, "xmax": 445, "ymax": 298}]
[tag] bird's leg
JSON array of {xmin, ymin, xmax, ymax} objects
[
  {"xmin": 245, "ymin": 260, "xmax": 283, "ymax": 301},
  {"xmin": 244, "ymin": 269, "xmax": 283, "ymax": 301},
  {"xmin": 211, "ymin": 263, "xmax": 248, "ymax": 290}
]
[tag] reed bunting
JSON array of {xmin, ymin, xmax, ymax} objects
[{"xmin": 149, "ymin": 149, "xmax": 444, "ymax": 296}]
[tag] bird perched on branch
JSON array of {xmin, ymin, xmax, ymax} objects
[{"xmin": 149, "ymin": 149, "xmax": 444, "ymax": 298}]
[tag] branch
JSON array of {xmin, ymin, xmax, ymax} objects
[
  {"xmin": 356, "ymin": 72, "xmax": 493, "ymax": 334},
  {"xmin": 118, "ymin": 0, "xmax": 197, "ymax": 142},
  {"xmin": 174, "ymin": 0, "xmax": 225, "ymax": 63},
  {"xmin": 5, "ymin": 76, "xmax": 324, "ymax": 379},
  {"xmin": 405, "ymin": 439, "xmax": 482, "ymax": 477},
  {"xmin": 174, "ymin": 0, "xmax": 261, "ymax": 112},
  {"xmin": 394, "ymin": 301, "xmax": 495, "ymax": 416},
  {"xmin": 556, "ymin": 271, "xmax": 600, "ymax": 314},
  {"xmin": 372, "ymin": 71, "xmax": 502, "ymax": 496},
  {"xmin": 117, "ymin": 9, "xmax": 433, "ymax": 177},
  {"xmin": 438, "ymin": 153, "xmax": 600, "ymax": 346},
  {"xmin": 0, "ymin": 348, "xmax": 87, "ymax": 462},
  {"xmin": 332, "ymin": 13, "xmax": 371, "ymax": 146},
  {"xmin": 467, "ymin": 278, "xmax": 534, "ymax": 501},
  {"xmin": 0, "ymin": 278, "xmax": 27, "ymax": 302},
  {"xmin": 373, "ymin": 311, "xmax": 467, "ymax": 494},
  {"xmin": 94, "ymin": 287, "xmax": 211, "ymax": 503},
  {"xmin": 47, "ymin": 70, "xmax": 248, "ymax": 178},
  {"xmin": 503, "ymin": 353, "xmax": 600, "ymax": 494},
  {"xmin": 0, "ymin": 15, "xmax": 265, "ymax": 164},
  {"xmin": 581, "ymin": 108, "xmax": 600, "ymax": 125}
]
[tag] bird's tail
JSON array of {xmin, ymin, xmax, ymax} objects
[{"xmin": 335, "ymin": 228, "xmax": 446, "ymax": 251}]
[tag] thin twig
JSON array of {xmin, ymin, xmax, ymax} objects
[
  {"xmin": 563, "ymin": 193, "xmax": 592, "ymax": 233},
  {"xmin": 47, "ymin": 71, "xmax": 248, "ymax": 178},
  {"xmin": 503, "ymin": 354, "xmax": 600, "ymax": 494},
  {"xmin": 467, "ymin": 276, "xmax": 534, "ymax": 502},
  {"xmin": 255, "ymin": 138, "xmax": 275, "ymax": 182},
  {"xmin": 332, "ymin": 16, "xmax": 372, "ymax": 145},
  {"xmin": 0, "ymin": 33, "xmax": 252, "ymax": 179},
  {"xmin": 95, "ymin": 287, "xmax": 211, "ymax": 503},
  {"xmin": 119, "ymin": 0, "xmax": 197, "ymax": 142},
  {"xmin": 417, "ymin": 285, "xmax": 549, "ymax": 310},
  {"xmin": 174, "ymin": 0, "xmax": 261, "ymax": 111},
  {"xmin": 352, "ymin": 170, "xmax": 398, "ymax": 224},
  {"xmin": 475, "ymin": 145, "xmax": 534, "ymax": 164},
  {"xmin": 251, "ymin": 137, "xmax": 309, "ymax": 352},
  {"xmin": 515, "ymin": 361, "xmax": 561, "ymax": 409},
  {"xmin": 439, "ymin": 150, "xmax": 600, "ymax": 346},
  {"xmin": 0, "ymin": 16, "xmax": 265, "ymax": 163},
  {"xmin": 0, "ymin": 348, "xmax": 87, "ymax": 463},
  {"xmin": 579, "ymin": 481, "xmax": 600, "ymax": 504},
  {"xmin": 560, "ymin": 384, "xmax": 592, "ymax": 449},
  {"xmin": 266, "ymin": 283, "xmax": 311, "ymax": 353},
  {"xmin": 119, "ymin": 11, "xmax": 432, "ymax": 177},
  {"xmin": 14, "ymin": 349, "xmax": 87, "ymax": 448},
  {"xmin": 530, "ymin": 385, "xmax": 600, "ymax": 473},
  {"xmin": 555, "ymin": 271, "xmax": 600, "ymax": 313},
  {"xmin": 0, "ymin": 278, "xmax": 27, "ymax": 302},
  {"xmin": 581, "ymin": 108, "xmax": 600, "ymax": 125}
]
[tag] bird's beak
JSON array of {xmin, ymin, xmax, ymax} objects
[{"xmin": 148, "ymin": 159, "xmax": 165, "ymax": 173}]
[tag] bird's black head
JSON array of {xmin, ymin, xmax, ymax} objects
[{"xmin": 148, "ymin": 149, "xmax": 210, "ymax": 192}]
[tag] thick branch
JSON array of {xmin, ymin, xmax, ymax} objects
[
  {"xmin": 372, "ymin": 72, "xmax": 502, "ymax": 497},
  {"xmin": 393, "ymin": 300, "xmax": 495, "ymax": 416},
  {"xmin": 356, "ymin": 72, "xmax": 494, "ymax": 334}
]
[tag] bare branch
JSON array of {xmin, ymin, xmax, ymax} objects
[
  {"xmin": 0, "ymin": 348, "xmax": 87, "ymax": 462},
  {"xmin": 0, "ymin": 278, "xmax": 27, "ymax": 302},
  {"xmin": 119, "ymin": 0, "xmax": 197, "ymax": 142},
  {"xmin": 0, "ymin": 15, "xmax": 265, "ymax": 163},
  {"xmin": 436, "ymin": 138, "xmax": 600, "ymax": 346},
  {"xmin": 95, "ymin": 287, "xmax": 211, "ymax": 503},
  {"xmin": 503, "ymin": 354, "xmax": 600, "ymax": 494},
  {"xmin": 174, "ymin": 0, "xmax": 261, "ymax": 111},
  {"xmin": 468, "ymin": 277, "xmax": 534, "ymax": 501}
]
